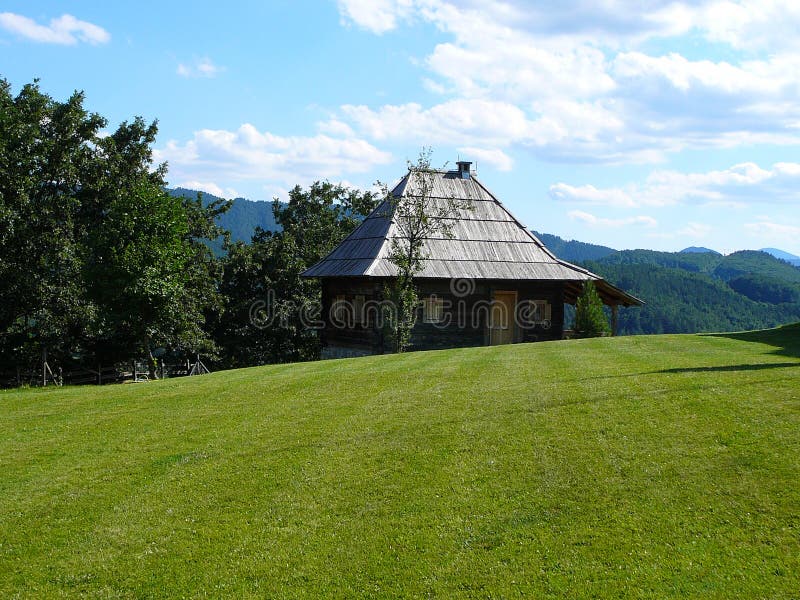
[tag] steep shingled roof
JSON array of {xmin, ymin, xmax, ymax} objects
[{"xmin": 302, "ymin": 167, "xmax": 642, "ymax": 307}]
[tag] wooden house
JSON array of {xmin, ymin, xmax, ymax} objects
[{"xmin": 302, "ymin": 161, "xmax": 642, "ymax": 358}]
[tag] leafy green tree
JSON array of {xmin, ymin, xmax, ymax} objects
[
  {"xmin": 383, "ymin": 149, "xmax": 470, "ymax": 352},
  {"xmin": 0, "ymin": 79, "xmax": 228, "ymax": 381},
  {"xmin": 574, "ymin": 281, "xmax": 610, "ymax": 337},
  {"xmin": 82, "ymin": 119, "xmax": 230, "ymax": 378},
  {"xmin": 0, "ymin": 79, "xmax": 104, "ymax": 373},
  {"xmin": 214, "ymin": 182, "xmax": 378, "ymax": 367}
]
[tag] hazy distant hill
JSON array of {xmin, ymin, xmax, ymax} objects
[
  {"xmin": 680, "ymin": 246, "xmax": 721, "ymax": 255},
  {"xmin": 762, "ymin": 247, "xmax": 800, "ymax": 267}
]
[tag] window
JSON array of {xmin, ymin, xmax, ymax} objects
[
  {"xmin": 520, "ymin": 300, "xmax": 551, "ymax": 326},
  {"xmin": 423, "ymin": 296, "xmax": 444, "ymax": 323},
  {"xmin": 532, "ymin": 300, "xmax": 551, "ymax": 325}
]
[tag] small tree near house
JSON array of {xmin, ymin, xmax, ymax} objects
[
  {"xmin": 574, "ymin": 280, "xmax": 611, "ymax": 337},
  {"xmin": 382, "ymin": 149, "xmax": 472, "ymax": 352}
]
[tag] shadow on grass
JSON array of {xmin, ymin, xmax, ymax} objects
[
  {"xmin": 657, "ymin": 362, "xmax": 799, "ymax": 374},
  {"xmin": 703, "ymin": 322, "xmax": 800, "ymax": 360}
]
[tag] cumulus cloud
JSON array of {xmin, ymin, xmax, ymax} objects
[
  {"xmin": 568, "ymin": 210, "xmax": 657, "ymax": 228},
  {"xmin": 155, "ymin": 124, "xmax": 392, "ymax": 195},
  {"xmin": 177, "ymin": 57, "xmax": 224, "ymax": 79},
  {"xmin": 457, "ymin": 146, "xmax": 513, "ymax": 171},
  {"xmin": 0, "ymin": 12, "xmax": 109, "ymax": 45},
  {"xmin": 338, "ymin": 100, "xmax": 535, "ymax": 146},
  {"xmin": 176, "ymin": 181, "xmax": 239, "ymax": 199},
  {"xmin": 649, "ymin": 222, "xmax": 713, "ymax": 240},
  {"xmin": 744, "ymin": 218, "xmax": 800, "ymax": 242},
  {"xmin": 551, "ymin": 162, "xmax": 800, "ymax": 207},
  {"xmin": 336, "ymin": 0, "xmax": 415, "ymax": 34},
  {"xmin": 333, "ymin": 0, "xmax": 800, "ymax": 164}
]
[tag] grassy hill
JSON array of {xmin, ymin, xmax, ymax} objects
[{"xmin": 2, "ymin": 327, "xmax": 799, "ymax": 597}]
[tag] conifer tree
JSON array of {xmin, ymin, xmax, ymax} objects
[{"xmin": 574, "ymin": 281, "xmax": 610, "ymax": 337}]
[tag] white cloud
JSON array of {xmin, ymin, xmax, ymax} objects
[
  {"xmin": 332, "ymin": 0, "xmax": 800, "ymax": 165},
  {"xmin": 744, "ymin": 218, "xmax": 800, "ymax": 240},
  {"xmin": 649, "ymin": 222, "xmax": 713, "ymax": 240},
  {"xmin": 336, "ymin": 0, "xmax": 415, "ymax": 34},
  {"xmin": 0, "ymin": 12, "xmax": 109, "ymax": 45},
  {"xmin": 457, "ymin": 147, "xmax": 513, "ymax": 171},
  {"xmin": 551, "ymin": 183, "xmax": 639, "ymax": 208},
  {"xmin": 744, "ymin": 218, "xmax": 800, "ymax": 238},
  {"xmin": 551, "ymin": 162, "xmax": 800, "ymax": 207},
  {"xmin": 176, "ymin": 181, "xmax": 239, "ymax": 199},
  {"xmin": 568, "ymin": 209, "xmax": 657, "ymax": 228},
  {"xmin": 155, "ymin": 123, "xmax": 393, "ymax": 196},
  {"xmin": 177, "ymin": 57, "xmax": 224, "ymax": 79},
  {"xmin": 339, "ymin": 99, "xmax": 537, "ymax": 146}
]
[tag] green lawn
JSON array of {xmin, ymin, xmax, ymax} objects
[{"xmin": 1, "ymin": 326, "xmax": 799, "ymax": 598}]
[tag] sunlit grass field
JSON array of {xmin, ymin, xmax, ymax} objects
[{"xmin": 1, "ymin": 325, "xmax": 799, "ymax": 598}]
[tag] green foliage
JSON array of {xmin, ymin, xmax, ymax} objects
[
  {"xmin": 728, "ymin": 274, "xmax": 800, "ymax": 304},
  {"xmin": 0, "ymin": 79, "xmax": 227, "ymax": 375},
  {"xmin": 573, "ymin": 281, "xmax": 610, "ymax": 336},
  {"xmin": 214, "ymin": 182, "xmax": 378, "ymax": 367},
  {"xmin": 1, "ymin": 329, "xmax": 799, "ymax": 596}
]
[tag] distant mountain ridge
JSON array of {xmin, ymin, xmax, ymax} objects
[
  {"xmin": 761, "ymin": 247, "xmax": 800, "ymax": 267},
  {"xmin": 680, "ymin": 246, "xmax": 721, "ymax": 255},
  {"xmin": 532, "ymin": 232, "xmax": 616, "ymax": 262},
  {"xmin": 170, "ymin": 188, "xmax": 279, "ymax": 240}
]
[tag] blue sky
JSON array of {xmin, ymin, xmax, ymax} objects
[{"xmin": 2, "ymin": 1, "xmax": 800, "ymax": 254}]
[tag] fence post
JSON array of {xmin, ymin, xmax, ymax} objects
[{"xmin": 42, "ymin": 347, "xmax": 47, "ymax": 387}]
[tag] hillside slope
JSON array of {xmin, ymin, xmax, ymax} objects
[{"xmin": 1, "ymin": 328, "xmax": 799, "ymax": 597}]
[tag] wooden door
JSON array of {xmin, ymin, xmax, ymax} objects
[{"xmin": 489, "ymin": 291, "xmax": 517, "ymax": 345}]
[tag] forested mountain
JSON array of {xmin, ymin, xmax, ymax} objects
[
  {"xmin": 519, "ymin": 233, "xmax": 800, "ymax": 335},
  {"xmin": 532, "ymin": 231, "xmax": 616, "ymax": 262},
  {"xmin": 169, "ymin": 188, "xmax": 279, "ymax": 254},
  {"xmin": 587, "ymin": 262, "xmax": 800, "ymax": 335}
]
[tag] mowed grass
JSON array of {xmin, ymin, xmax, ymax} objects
[{"xmin": 1, "ymin": 326, "xmax": 799, "ymax": 598}]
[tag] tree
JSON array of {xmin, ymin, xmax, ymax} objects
[
  {"xmin": 382, "ymin": 149, "xmax": 470, "ymax": 352},
  {"xmin": 82, "ymin": 119, "xmax": 230, "ymax": 379},
  {"xmin": 214, "ymin": 182, "xmax": 378, "ymax": 367},
  {"xmin": 573, "ymin": 281, "xmax": 610, "ymax": 337},
  {"xmin": 0, "ymin": 79, "xmax": 228, "ymax": 381},
  {"xmin": 0, "ymin": 79, "xmax": 104, "ymax": 375}
]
